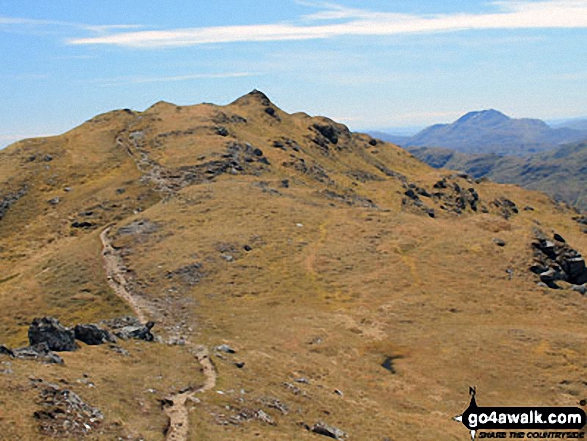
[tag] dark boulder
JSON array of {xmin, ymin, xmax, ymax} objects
[
  {"xmin": 561, "ymin": 257, "xmax": 587, "ymax": 285},
  {"xmin": 312, "ymin": 124, "xmax": 341, "ymax": 145},
  {"xmin": 28, "ymin": 317, "xmax": 78, "ymax": 352},
  {"xmin": 71, "ymin": 221, "xmax": 94, "ymax": 229},
  {"xmin": 0, "ymin": 344, "xmax": 14, "ymax": 358},
  {"xmin": 74, "ymin": 324, "xmax": 117, "ymax": 345},
  {"xmin": 433, "ymin": 179, "xmax": 447, "ymax": 189},
  {"xmin": 115, "ymin": 321, "xmax": 155, "ymax": 341},
  {"xmin": 404, "ymin": 189, "xmax": 419, "ymax": 201},
  {"xmin": 553, "ymin": 233, "xmax": 566, "ymax": 243}
]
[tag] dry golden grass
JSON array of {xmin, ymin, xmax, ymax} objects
[{"xmin": 1, "ymin": 91, "xmax": 586, "ymax": 440}]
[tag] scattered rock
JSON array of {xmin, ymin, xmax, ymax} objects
[
  {"xmin": 107, "ymin": 345, "xmax": 129, "ymax": 357},
  {"xmin": 571, "ymin": 284, "xmax": 587, "ymax": 295},
  {"xmin": 33, "ymin": 381, "xmax": 103, "ymax": 437},
  {"xmin": 243, "ymin": 245, "xmax": 252, "ymax": 252},
  {"xmin": 166, "ymin": 263, "xmax": 205, "ymax": 286},
  {"xmin": 101, "ymin": 316, "xmax": 142, "ymax": 329},
  {"xmin": 115, "ymin": 321, "xmax": 156, "ymax": 341},
  {"xmin": 0, "ymin": 361, "xmax": 12, "ymax": 375},
  {"xmin": 433, "ymin": 179, "xmax": 447, "ymax": 189},
  {"xmin": 13, "ymin": 343, "xmax": 64, "ymax": 364},
  {"xmin": 259, "ymin": 397, "xmax": 289, "ymax": 415},
  {"xmin": 282, "ymin": 382, "xmax": 306, "ymax": 396},
  {"xmin": 216, "ymin": 344, "xmax": 236, "ymax": 354},
  {"xmin": 235, "ymin": 362, "xmax": 245, "ymax": 369},
  {"xmin": 493, "ymin": 238, "xmax": 506, "ymax": 247},
  {"xmin": 48, "ymin": 197, "xmax": 60, "ymax": 205},
  {"xmin": 215, "ymin": 126, "xmax": 229, "ymax": 137},
  {"xmin": 28, "ymin": 317, "xmax": 78, "ymax": 352},
  {"xmin": 0, "ymin": 185, "xmax": 27, "ymax": 220},
  {"xmin": 168, "ymin": 336, "xmax": 186, "ymax": 346},
  {"xmin": 256, "ymin": 410, "xmax": 274, "ymax": 425},
  {"xmin": 310, "ymin": 422, "xmax": 347, "ymax": 439},
  {"xmin": 71, "ymin": 221, "xmax": 94, "ymax": 229},
  {"xmin": 74, "ymin": 324, "xmax": 117, "ymax": 346},
  {"xmin": 492, "ymin": 197, "xmax": 518, "ymax": 219},
  {"xmin": 116, "ymin": 219, "xmax": 158, "ymax": 236}
]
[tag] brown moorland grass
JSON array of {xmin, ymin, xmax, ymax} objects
[{"xmin": 1, "ymin": 91, "xmax": 586, "ymax": 440}]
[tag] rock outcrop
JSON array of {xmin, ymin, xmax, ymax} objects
[
  {"xmin": 74, "ymin": 324, "xmax": 117, "ymax": 346},
  {"xmin": 28, "ymin": 317, "xmax": 78, "ymax": 352},
  {"xmin": 531, "ymin": 230, "xmax": 587, "ymax": 289}
]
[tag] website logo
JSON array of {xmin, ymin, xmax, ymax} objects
[{"xmin": 453, "ymin": 387, "xmax": 586, "ymax": 440}]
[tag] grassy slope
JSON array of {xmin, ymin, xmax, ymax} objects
[
  {"xmin": 407, "ymin": 142, "xmax": 587, "ymax": 212},
  {"xmin": 1, "ymin": 92, "xmax": 587, "ymax": 440}
]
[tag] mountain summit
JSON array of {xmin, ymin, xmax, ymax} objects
[
  {"xmin": 454, "ymin": 109, "xmax": 513, "ymax": 126},
  {"xmin": 402, "ymin": 109, "xmax": 587, "ymax": 155},
  {"xmin": 1, "ymin": 94, "xmax": 586, "ymax": 440}
]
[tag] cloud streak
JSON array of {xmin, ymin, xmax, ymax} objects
[
  {"xmin": 93, "ymin": 72, "xmax": 258, "ymax": 87},
  {"xmin": 67, "ymin": 1, "xmax": 587, "ymax": 48},
  {"xmin": 0, "ymin": 15, "xmax": 141, "ymax": 33}
]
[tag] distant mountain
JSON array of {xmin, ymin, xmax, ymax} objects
[
  {"xmin": 552, "ymin": 118, "xmax": 587, "ymax": 132},
  {"xmin": 408, "ymin": 140, "xmax": 587, "ymax": 211},
  {"xmin": 379, "ymin": 109, "xmax": 587, "ymax": 155}
]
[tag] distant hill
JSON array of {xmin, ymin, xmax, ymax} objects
[
  {"xmin": 552, "ymin": 118, "xmax": 587, "ymax": 132},
  {"xmin": 408, "ymin": 140, "xmax": 587, "ymax": 211},
  {"xmin": 378, "ymin": 109, "xmax": 587, "ymax": 155}
]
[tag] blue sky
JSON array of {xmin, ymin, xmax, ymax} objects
[{"xmin": 1, "ymin": 0, "xmax": 587, "ymax": 147}]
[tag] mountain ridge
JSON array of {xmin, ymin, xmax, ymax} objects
[
  {"xmin": 372, "ymin": 109, "xmax": 587, "ymax": 156},
  {"xmin": 1, "ymin": 91, "xmax": 587, "ymax": 440}
]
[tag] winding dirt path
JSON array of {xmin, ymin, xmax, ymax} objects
[
  {"xmin": 100, "ymin": 227, "xmax": 149, "ymax": 323},
  {"xmin": 163, "ymin": 346, "xmax": 217, "ymax": 440},
  {"xmin": 100, "ymin": 226, "xmax": 217, "ymax": 441}
]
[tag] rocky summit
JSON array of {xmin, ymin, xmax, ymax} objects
[{"xmin": 0, "ymin": 91, "xmax": 586, "ymax": 440}]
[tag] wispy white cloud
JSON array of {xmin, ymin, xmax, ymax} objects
[
  {"xmin": 67, "ymin": 1, "xmax": 587, "ymax": 48},
  {"xmin": 0, "ymin": 15, "xmax": 141, "ymax": 33},
  {"xmin": 93, "ymin": 72, "xmax": 259, "ymax": 87}
]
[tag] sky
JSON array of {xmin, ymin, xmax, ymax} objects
[{"xmin": 1, "ymin": 0, "xmax": 587, "ymax": 147}]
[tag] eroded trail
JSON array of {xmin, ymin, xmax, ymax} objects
[
  {"xmin": 163, "ymin": 346, "xmax": 217, "ymax": 441},
  {"xmin": 100, "ymin": 226, "xmax": 217, "ymax": 441},
  {"xmin": 100, "ymin": 227, "xmax": 149, "ymax": 323}
]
